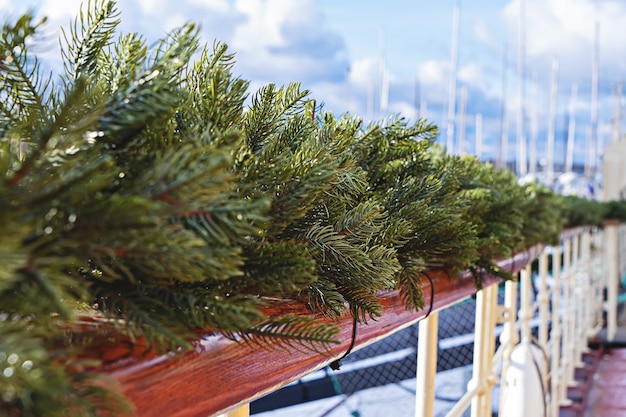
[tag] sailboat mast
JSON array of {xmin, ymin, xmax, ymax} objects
[
  {"xmin": 547, "ymin": 57, "xmax": 559, "ymax": 181},
  {"xmin": 414, "ymin": 77, "xmax": 421, "ymax": 120},
  {"xmin": 516, "ymin": 0, "xmax": 527, "ymax": 176},
  {"xmin": 379, "ymin": 30, "xmax": 389, "ymax": 118},
  {"xmin": 529, "ymin": 71, "xmax": 539, "ymax": 175},
  {"xmin": 498, "ymin": 43, "xmax": 509, "ymax": 169},
  {"xmin": 458, "ymin": 86, "xmax": 467, "ymax": 155},
  {"xmin": 446, "ymin": 0, "xmax": 460, "ymax": 154},
  {"xmin": 565, "ymin": 84, "xmax": 578, "ymax": 173},
  {"xmin": 611, "ymin": 81, "xmax": 623, "ymax": 143},
  {"xmin": 587, "ymin": 21, "xmax": 599, "ymax": 177},
  {"xmin": 476, "ymin": 113, "xmax": 483, "ymax": 160}
]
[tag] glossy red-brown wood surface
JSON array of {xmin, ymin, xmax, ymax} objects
[{"xmin": 96, "ymin": 243, "xmax": 544, "ymax": 417}]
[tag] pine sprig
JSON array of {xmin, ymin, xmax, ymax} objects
[
  {"xmin": 61, "ymin": 0, "xmax": 120, "ymax": 81},
  {"xmin": 0, "ymin": 320, "xmax": 70, "ymax": 417},
  {"xmin": 241, "ymin": 241, "xmax": 318, "ymax": 295},
  {"xmin": 184, "ymin": 42, "xmax": 250, "ymax": 137},
  {"xmin": 397, "ymin": 261, "xmax": 427, "ymax": 312},
  {"xmin": 0, "ymin": 14, "xmax": 52, "ymax": 137},
  {"xmin": 98, "ymin": 24, "xmax": 199, "ymax": 144},
  {"xmin": 230, "ymin": 314, "xmax": 341, "ymax": 354},
  {"xmin": 244, "ymin": 82, "xmax": 310, "ymax": 153},
  {"xmin": 0, "ymin": 1, "xmax": 577, "ymax": 414}
]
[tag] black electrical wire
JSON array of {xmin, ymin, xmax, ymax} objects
[
  {"xmin": 421, "ymin": 270, "xmax": 436, "ymax": 319},
  {"xmin": 330, "ymin": 316, "xmax": 358, "ymax": 371}
]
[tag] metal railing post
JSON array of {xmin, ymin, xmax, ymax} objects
[
  {"xmin": 593, "ymin": 228, "xmax": 604, "ymax": 328},
  {"xmin": 415, "ymin": 312, "xmax": 439, "ymax": 417},
  {"xmin": 498, "ymin": 278, "xmax": 519, "ymax": 413},
  {"xmin": 470, "ymin": 284, "xmax": 498, "ymax": 417},
  {"xmin": 537, "ymin": 251, "xmax": 550, "ymax": 391},
  {"xmin": 580, "ymin": 230, "xmax": 593, "ymax": 350},
  {"xmin": 620, "ymin": 224, "xmax": 626, "ymax": 281},
  {"xmin": 519, "ymin": 264, "xmax": 533, "ymax": 346},
  {"xmin": 562, "ymin": 235, "xmax": 577, "ymax": 391},
  {"xmin": 550, "ymin": 243, "xmax": 563, "ymax": 416},
  {"xmin": 604, "ymin": 222, "xmax": 620, "ymax": 342},
  {"xmin": 572, "ymin": 234, "xmax": 585, "ymax": 367},
  {"xmin": 217, "ymin": 404, "xmax": 250, "ymax": 417}
]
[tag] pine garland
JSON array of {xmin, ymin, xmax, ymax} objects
[{"xmin": 0, "ymin": 2, "xmax": 618, "ymax": 415}]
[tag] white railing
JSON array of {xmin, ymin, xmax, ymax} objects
[{"xmin": 415, "ymin": 223, "xmax": 626, "ymax": 417}]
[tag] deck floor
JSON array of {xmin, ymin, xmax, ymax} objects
[
  {"xmin": 583, "ymin": 348, "xmax": 626, "ymax": 417},
  {"xmin": 579, "ymin": 307, "xmax": 626, "ymax": 416}
]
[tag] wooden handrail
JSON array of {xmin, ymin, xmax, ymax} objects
[
  {"xmin": 57, "ymin": 237, "xmax": 556, "ymax": 417},
  {"xmin": 90, "ymin": 243, "xmax": 544, "ymax": 417}
]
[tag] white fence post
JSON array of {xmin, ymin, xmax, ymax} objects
[
  {"xmin": 537, "ymin": 251, "xmax": 550, "ymax": 395},
  {"xmin": 572, "ymin": 234, "xmax": 585, "ymax": 367},
  {"xmin": 498, "ymin": 278, "xmax": 519, "ymax": 413},
  {"xmin": 470, "ymin": 284, "xmax": 498, "ymax": 417},
  {"xmin": 580, "ymin": 230, "xmax": 593, "ymax": 352},
  {"xmin": 621, "ymin": 224, "xmax": 626, "ymax": 280},
  {"xmin": 438, "ymin": 227, "xmax": 619, "ymax": 417},
  {"xmin": 216, "ymin": 404, "xmax": 250, "ymax": 417},
  {"xmin": 604, "ymin": 222, "xmax": 619, "ymax": 342},
  {"xmin": 562, "ymin": 236, "xmax": 577, "ymax": 392},
  {"xmin": 415, "ymin": 312, "xmax": 439, "ymax": 417},
  {"xmin": 549, "ymin": 242, "xmax": 563, "ymax": 416}
]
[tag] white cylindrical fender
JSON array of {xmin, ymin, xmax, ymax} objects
[{"xmin": 500, "ymin": 342, "xmax": 547, "ymax": 417}]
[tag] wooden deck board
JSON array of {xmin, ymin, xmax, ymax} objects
[{"xmin": 583, "ymin": 349, "xmax": 626, "ymax": 416}]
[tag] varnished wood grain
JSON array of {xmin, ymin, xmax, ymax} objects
[{"xmin": 95, "ymin": 243, "xmax": 544, "ymax": 417}]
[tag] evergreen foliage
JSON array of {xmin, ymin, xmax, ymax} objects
[
  {"xmin": 560, "ymin": 195, "xmax": 626, "ymax": 226},
  {"xmin": 0, "ymin": 2, "xmax": 612, "ymax": 415}
]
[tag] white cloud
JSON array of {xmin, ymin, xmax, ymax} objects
[
  {"xmin": 458, "ymin": 63, "xmax": 486, "ymax": 92},
  {"xmin": 35, "ymin": 0, "xmax": 82, "ymax": 23},
  {"xmin": 389, "ymin": 100, "xmax": 419, "ymax": 122},
  {"xmin": 473, "ymin": 18, "xmax": 496, "ymax": 49},
  {"xmin": 503, "ymin": 0, "xmax": 626, "ymax": 82},
  {"xmin": 348, "ymin": 57, "xmax": 380, "ymax": 90},
  {"xmin": 230, "ymin": 0, "xmax": 348, "ymax": 85},
  {"xmin": 9, "ymin": 0, "xmax": 347, "ymax": 87},
  {"xmin": 5, "ymin": 0, "xmax": 620, "ymax": 164},
  {"xmin": 417, "ymin": 59, "xmax": 447, "ymax": 91},
  {"xmin": 415, "ymin": 60, "xmax": 494, "ymax": 112}
]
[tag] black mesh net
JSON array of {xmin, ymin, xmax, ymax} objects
[{"xmin": 251, "ymin": 297, "xmax": 481, "ymax": 414}]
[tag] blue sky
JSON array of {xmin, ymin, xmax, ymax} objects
[{"xmin": 3, "ymin": 0, "xmax": 626, "ymax": 169}]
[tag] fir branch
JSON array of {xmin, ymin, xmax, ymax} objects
[
  {"xmin": 241, "ymin": 241, "xmax": 318, "ymax": 295},
  {"xmin": 0, "ymin": 320, "xmax": 70, "ymax": 416},
  {"xmin": 0, "ymin": 225, "xmax": 28, "ymax": 293},
  {"xmin": 244, "ymin": 82, "xmax": 310, "ymax": 153},
  {"xmin": 61, "ymin": 362, "xmax": 134, "ymax": 417},
  {"xmin": 229, "ymin": 314, "xmax": 340, "ymax": 354},
  {"xmin": 136, "ymin": 141, "xmax": 269, "ymax": 247},
  {"xmin": 184, "ymin": 42, "xmax": 249, "ymax": 136},
  {"xmin": 334, "ymin": 199, "xmax": 387, "ymax": 244},
  {"xmin": 397, "ymin": 262, "xmax": 426, "ymax": 312},
  {"xmin": 0, "ymin": 3, "xmax": 576, "ymax": 415},
  {"xmin": 98, "ymin": 23, "xmax": 199, "ymax": 144},
  {"xmin": 0, "ymin": 264, "xmax": 86, "ymax": 323},
  {"xmin": 61, "ymin": 0, "xmax": 120, "ymax": 81},
  {"xmin": 94, "ymin": 281, "xmax": 268, "ymax": 350},
  {"xmin": 97, "ymin": 287, "xmax": 193, "ymax": 350},
  {"xmin": 99, "ymin": 32, "xmax": 147, "ymax": 93},
  {"xmin": 520, "ymin": 181, "xmax": 564, "ymax": 246},
  {"xmin": 305, "ymin": 224, "xmax": 366, "ymax": 268},
  {"xmin": 342, "ymin": 286, "xmax": 383, "ymax": 323},
  {"xmin": 0, "ymin": 14, "xmax": 52, "ymax": 136},
  {"xmin": 306, "ymin": 278, "xmax": 348, "ymax": 319},
  {"xmin": 3, "ymin": 76, "xmax": 104, "ymax": 190},
  {"xmin": 83, "ymin": 226, "xmax": 245, "ymax": 284},
  {"xmin": 140, "ymin": 143, "xmax": 232, "ymax": 203}
]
